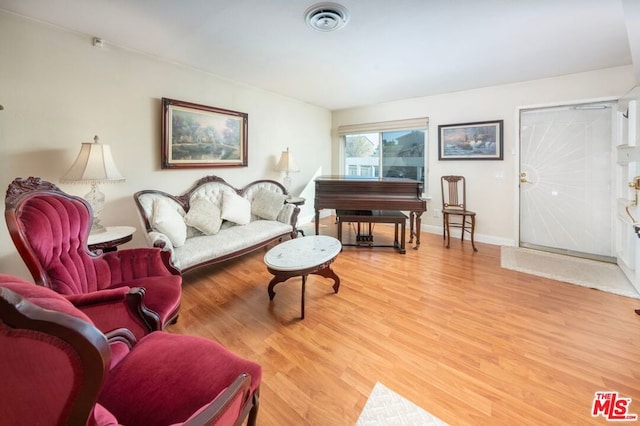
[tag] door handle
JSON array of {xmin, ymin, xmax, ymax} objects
[{"xmin": 520, "ymin": 172, "xmax": 533, "ymax": 184}]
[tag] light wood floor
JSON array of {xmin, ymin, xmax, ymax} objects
[{"xmin": 168, "ymin": 217, "xmax": 640, "ymax": 425}]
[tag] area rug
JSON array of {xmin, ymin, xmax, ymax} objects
[
  {"xmin": 356, "ymin": 382, "xmax": 448, "ymax": 426},
  {"xmin": 500, "ymin": 246, "xmax": 640, "ymax": 299}
]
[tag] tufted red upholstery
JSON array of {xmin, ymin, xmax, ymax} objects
[
  {"xmin": 0, "ymin": 274, "xmax": 109, "ymax": 426},
  {"xmin": 5, "ymin": 177, "xmax": 182, "ymax": 338},
  {"xmin": 17, "ymin": 193, "xmax": 113, "ymax": 294},
  {"xmin": 0, "ymin": 274, "xmax": 262, "ymax": 426}
]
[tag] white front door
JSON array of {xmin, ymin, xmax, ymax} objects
[{"xmin": 519, "ymin": 103, "xmax": 616, "ymax": 260}]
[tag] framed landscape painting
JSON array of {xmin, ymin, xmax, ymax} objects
[
  {"xmin": 161, "ymin": 97, "xmax": 248, "ymax": 169},
  {"xmin": 438, "ymin": 120, "xmax": 503, "ymax": 160}
]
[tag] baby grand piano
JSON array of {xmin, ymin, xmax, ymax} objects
[{"xmin": 314, "ymin": 175, "xmax": 427, "ymax": 248}]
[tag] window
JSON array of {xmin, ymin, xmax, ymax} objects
[{"xmin": 340, "ymin": 118, "xmax": 428, "ymax": 191}]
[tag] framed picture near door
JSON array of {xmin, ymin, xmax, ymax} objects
[{"xmin": 438, "ymin": 120, "xmax": 503, "ymax": 160}]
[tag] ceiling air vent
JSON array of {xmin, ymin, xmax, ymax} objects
[{"xmin": 305, "ymin": 3, "xmax": 350, "ymax": 32}]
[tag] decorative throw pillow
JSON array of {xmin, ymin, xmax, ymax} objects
[
  {"xmin": 221, "ymin": 191, "xmax": 251, "ymax": 225},
  {"xmin": 151, "ymin": 198, "xmax": 187, "ymax": 247},
  {"xmin": 251, "ymin": 188, "xmax": 285, "ymax": 220},
  {"xmin": 183, "ymin": 197, "xmax": 223, "ymax": 235}
]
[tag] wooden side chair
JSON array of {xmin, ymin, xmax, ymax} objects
[{"xmin": 441, "ymin": 175, "xmax": 477, "ymax": 252}]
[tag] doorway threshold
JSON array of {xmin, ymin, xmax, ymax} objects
[{"xmin": 519, "ymin": 242, "xmax": 615, "ymax": 264}]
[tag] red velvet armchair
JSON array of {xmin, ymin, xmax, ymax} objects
[
  {"xmin": 4, "ymin": 177, "xmax": 182, "ymax": 338},
  {"xmin": 0, "ymin": 274, "xmax": 261, "ymax": 426}
]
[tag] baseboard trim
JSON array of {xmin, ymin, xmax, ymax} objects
[
  {"xmin": 301, "ymin": 214, "xmax": 515, "ymax": 247},
  {"xmin": 421, "ymin": 225, "xmax": 515, "ymax": 247}
]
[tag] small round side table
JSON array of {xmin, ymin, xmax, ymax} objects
[
  {"xmin": 88, "ymin": 226, "xmax": 136, "ymax": 252},
  {"xmin": 264, "ymin": 235, "xmax": 341, "ymax": 319}
]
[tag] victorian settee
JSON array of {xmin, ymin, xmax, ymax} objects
[{"xmin": 134, "ymin": 176, "xmax": 300, "ymax": 273}]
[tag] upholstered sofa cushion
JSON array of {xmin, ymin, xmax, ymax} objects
[{"xmin": 172, "ymin": 220, "xmax": 292, "ymax": 271}]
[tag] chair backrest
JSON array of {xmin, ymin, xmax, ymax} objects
[
  {"xmin": 5, "ymin": 177, "xmax": 110, "ymax": 295},
  {"xmin": 441, "ymin": 175, "xmax": 467, "ymax": 210},
  {"xmin": 0, "ymin": 273, "xmax": 110, "ymax": 426}
]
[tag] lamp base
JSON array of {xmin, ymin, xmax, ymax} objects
[
  {"xmin": 90, "ymin": 220, "xmax": 106, "ymax": 234},
  {"xmin": 85, "ymin": 183, "xmax": 106, "ymax": 234},
  {"xmin": 283, "ymin": 174, "xmax": 292, "ymax": 197}
]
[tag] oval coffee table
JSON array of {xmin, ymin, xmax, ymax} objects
[{"xmin": 264, "ymin": 235, "xmax": 342, "ymax": 319}]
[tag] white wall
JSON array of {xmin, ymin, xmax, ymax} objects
[
  {"xmin": 1, "ymin": 11, "xmax": 636, "ymax": 281},
  {"xmin": 0, "ymin": 11, "xmax": 331, "ymax": 280},
  {"xmin": 332, "ymin": 66, "xmax": 637, "ymax": 246}
]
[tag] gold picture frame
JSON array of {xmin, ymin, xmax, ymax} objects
[{"xmin": 161, "ymin": 97, "xmax": 248, "ymax": 169}]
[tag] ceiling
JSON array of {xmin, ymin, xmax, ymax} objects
[{"xmin": 1, "ymin": 0, "xmax": 639, "ymax": 110}]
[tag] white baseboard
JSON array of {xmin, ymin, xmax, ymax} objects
[
  {"xmin": 298, "ymin": 209, "xmax": 331, "ymax": 225},
  {"xmin": 302, "ymin": 212, "xmax": 516, "ymax": 247},
  {"xmin": 421, "ymin": 224, "xmax": 515, "ymax": 247}
]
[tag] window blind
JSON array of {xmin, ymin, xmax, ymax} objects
[{"xmin": 337, "ymin": 117, "xmax": 429, "ymax": 135}]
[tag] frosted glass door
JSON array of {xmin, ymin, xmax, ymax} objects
[{"xmin": 520, "ymin": 104, "xmax": 614, "ymax": 258}]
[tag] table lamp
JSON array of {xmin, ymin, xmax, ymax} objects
[
  {"xmin": 276, "ymin": 147, "xmax": 300, "ymax": 197},
  {"xmin": 61, "ymin": 135, "xmax": 125, "ymax": 233}
]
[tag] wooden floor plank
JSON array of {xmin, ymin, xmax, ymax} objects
[{"xmin": 168, "ymin": 216, "xmax": 640, "ymax": 425}]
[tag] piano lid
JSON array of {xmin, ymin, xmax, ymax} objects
[{"xmin": 315, "ymin": 175, "xmax": 422, "ymax": 184}]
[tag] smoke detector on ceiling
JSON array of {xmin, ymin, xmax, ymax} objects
[{"xmin": 305, "ymin": 3, "xmax": 350, "ymax": 32}]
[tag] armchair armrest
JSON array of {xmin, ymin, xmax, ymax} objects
[
  {"xmin": 104, "ymin": 328, "xmax": 138, "ymax": 369},
  {"xmin": 102, "ymin": 247, "xmax": 180, "ymax": 281},
  {"xmin": 66, "ymin": 286, "xmax": 131, "ymax": 307},
  {"xmin": 147, "ymin": 231, "xmax": 179, "ymax": 265},
  {"xmin": 183, "ymin": 373, "xmax": 254, "ymax": 426},
  {"xmin": 277, "ymin": 203, "xmax": 299, "ymax": 227},
  {"xmin": 66, "ymin": 287, "xmax": 152, "ymax": 339},
  {"xmin": 105, "ymin": 327, "xmax": 137, "ymax": 348},
  {"xmin": 148, "ymin": 231, "xmax": 173, "ymax": 251}
]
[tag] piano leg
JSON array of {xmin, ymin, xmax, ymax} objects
[
  {"xmin": 315, "ymin": 209, "xmax": 320, "ymax": 235},
  {"xmin": 409, "ymin": 212, "xmax": 415, "ymax": 244},
  {"xmin": 415, "ymin": 212, "xmax": 422, "ymax": 249},
  {"xmin": 409, "ymin": 211, "xmax": 422, "ymax": 249}
]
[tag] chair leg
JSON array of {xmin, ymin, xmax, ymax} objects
[
  {"xmin": 461, "ymin": 215, "xmax": 466, "ymax": 242},
  {"xmin": 470, "ymin": 215, "xmax": 478, "ymax": 252},
  {"xmin": 247, "ymin": 392, "xmax": 260, "ymax": 426},
  {"xmin": 444, "ymin": 213, "xmax": 451, "ymax": 249},
  {"xmin": 442, "ymin": 214, "xmax": 446, "ymax": 240}
]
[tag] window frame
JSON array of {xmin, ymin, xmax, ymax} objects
[{"xmin": 339, "ymin": 118, "xmax": 429, "ymax": 193}]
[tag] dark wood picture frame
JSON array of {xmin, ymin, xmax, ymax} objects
[
  {"xmin": 438, "ymin": 120, "xmax": 503, "ymax": 160},
  {"xmin": 161, "ymin": 97, "xmax": 248, "ymax": 169}
]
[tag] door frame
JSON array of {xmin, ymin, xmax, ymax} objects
[{"xmin": 513, "ymin": 96, "xmax": 620, "ymax": 251}]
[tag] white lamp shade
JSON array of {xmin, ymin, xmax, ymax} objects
[
  {"xmin": 61, "ymin": 138, "xmax": 125, "ymax": 183},
  {"xmin": 275, "ymin": 148, "xmax": 300, "ymax": 173}
]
